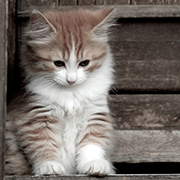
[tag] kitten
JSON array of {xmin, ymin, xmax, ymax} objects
[{"xmin": 5, "ymin": 8, "xmax": 115, "ymax": 176}]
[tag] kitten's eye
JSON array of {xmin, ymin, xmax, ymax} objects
[
  {"xmin": 79, "ymin": 60, "xmax": 90, "ymax": 67},
  {"xmin": 54, "ymin": 61, "xmax": 65, "ymax": 67}
]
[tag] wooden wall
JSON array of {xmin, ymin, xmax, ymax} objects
[
  {"xmin": 0, "ymin": 0, "xmax": 7, "ymax": 179},
  {"xmin": 5, "ymin": 0, "xmax": 180, "ymax": 173}
]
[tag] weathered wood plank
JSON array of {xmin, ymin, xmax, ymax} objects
[
  {"xmin": 111, "ymin": 19, "xmax": 180, "ymax": 41},
  {"xmin": 5, "ymin": 174, "xmax": 180, "ymax": 180},
  {"xmin": 60, "ymin": 0, "xmax": 77, "ymax": 6},
  {"xmin": 113, "ymin": 130, "xmax": 180, "ymax": 163},
  {"xmin": 18, "ymin": 0, "xmax": 59, "ymax": 11},
  {"xmin": 96, "ymin": 0, "xmax": 130, "ymax": 5},
  {"xmin": 113, "ymin": 59, "xmax": 180, "ymax": 91},
  {"xmin": 110, "ymin": 95, "xmax": 180, "ymax": 130},
  {"xmin": 108, "ymin": 19, "xmax": 180, "ymax": 91},
  {"xmin": 132, "ymin": 0, "xmax": 180, "ymax": 5},
  {"xmin": 113, "ymin": 78, "xmax": 180, "ymax": 92},
  {"xmin": 0, "ymin": 0, "xmax": 7, "ymax": 179},
  {"xmin": 17, "ymin": 5, "xmax": 180, "ymax": 18},
  {"xmin": 78, "ymin": 0, "xmax": 95, "ymax": 5},
  {"xmin": 112, "ymin": 41, "xmax": 180, "ymax": 61}
]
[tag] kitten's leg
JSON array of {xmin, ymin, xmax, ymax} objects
[
  {"xmin": 5, "ymin": 151, "xmax": 31, "ymax": 175},
  {"xmin": 76, "ymin": 113, "xmax": 115, "ymax": 175},
  {"xmin": 5, "ymin": 127, "xmax": 31, "ymax": 175},
  {"xmin": 17, "ymin": 114, "xmax": 65, "ymax": 176}
]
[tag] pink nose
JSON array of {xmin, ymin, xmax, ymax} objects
[{"xmin": 67, "ymin": 81, "xmax": 76, "ymax": 85}]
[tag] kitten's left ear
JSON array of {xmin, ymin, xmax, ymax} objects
[
  {"xmin": 28, "ymin": 10, "xmax": 57, "ymax": 40},
  {"xmin": 91, "ymin": 8, "xmax": 116, "ymax": 37}
]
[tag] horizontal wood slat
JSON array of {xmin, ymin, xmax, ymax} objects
[
  {"xmin": 110, "ymin": 18, "xmax": 180, "ymax": 91},
  {"xmin": 60, "ymin": 0, "xmax": 77, "ymax": 6},
  {"xmin": 113, "ymin": 60, "xmax": 180, "ymax": 91},
  {"xmin": 78, "ymin": 0, "xmax": 95, "ymax": 5},
  {"xmin": 5, "ymin": 174, "xmax": 180, "ymax": 180},
  {"xmin": 113, "ymin": 130, "xmax": 180, "ymax": 163},
  {"xmin": 110, "ymin": 95, "xmax": 180, "ymax": 130},
  {"xmin": 111, "ymin": 19, "xmax": 180, "ymax": 42},
  {"xmin": 132, "ymin": 0, "xmax": 180, "ymax": 5},
  {"xmin": 18, "ymin": 0, "xmax": 59, "ymax": 11},
  {"xmin": 17, "ymin": 5, "xmax": 180, "ymax": 18},
  {"xmin": 96, "ymin": 0, "xmax": 130, "ymax": 5}
]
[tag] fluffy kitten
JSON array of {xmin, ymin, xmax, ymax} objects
[{"xmin": 5, "ymin": 8, "xmax": 115, "ymax": 176}]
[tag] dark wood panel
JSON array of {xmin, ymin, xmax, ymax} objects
[
  {"xmin": 78, "ymin": 0, "xmax": 95, "ymax": 5},
  {"xmin": 110, "ymin": 95, "xmax": 180, "ymax": 130},
  {"xmin": 114, "ymin": 79, "xmax": 180, "ymax": 92},
  {"xmin": 5, "ymin": 174, "xmax": 180, "ymax": 180},
  {"xmin": 96, "ymin": 0, "xmax": 130, "ymax": 5},
  {"xmin": 17, "ymin": 5, "xmax": 180, "ymax": 18},
  {"xmin": 111, "ymin": 42, "xmax": 180, "ymax": 91},
  {"xmin": 111, "ymin": 41, "xmax": 180, "ymax": 61},
  {"xmin": 116, "ymin": 60, "xmax": 180, "ymax": 79},
  {"xmin": 132, "ymin": 0, "xmax": 180, "ymax": 5},
  {"xmin": 0, "ymin": 0, "xmax": 7, "ymax": 179},
  {"xmin": 60, "ymin": 0, "xmax": 77, "ymax": 6},
  {"xmin": 111, "ymin": 20, "xmax": 180, "ymax": 41},
  {"xmin": 18, "ymin": 0, "xmax": 59, "ymax": 11}
]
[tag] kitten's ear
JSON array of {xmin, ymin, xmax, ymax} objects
[
  {"xmin": 28, "ymin": 10, "xmax": 57, "ymax": 40},
  {"xmin": 91, "ymin": 8, "xmax": 116, "ymax": 38}
]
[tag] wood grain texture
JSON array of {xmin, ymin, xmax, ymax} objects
[
  {"xmin": 96, "ymin": 0, "xmax": 130, "ymax": 5},
  {"xmin": 17, "ymin": 5, "xmax": 180, "ymax": 18},
  {"xmin": 113, "ymin": 130, "xmax": 180, "ymax": 163},
  {"xmin": 78, "ymin": 0, "xmax": 95, "ymax": 5},
  {"xmin": 5, "ymin": 174, "xmax": 180, "ymax": 180},
  {"xmin": 0, "ymin": 0, "xmax": 7, "ymax": 179},
  {"xmin": 108, "ymin": 19, "xmax": 180, "ymax": 91},
  {"xmin": 111, "ymin": 19, "xmax": 180, "ymax": 41},
  {"xmin": 60, "ymin": 0, "xmax": 77, "ymax": 6},
  {"xmin": 132, "ymin": 0, "xmax": 180, "ymax": 5},
  {"xmin": 18, "ymin": 0, "xmax": 59, "ymax": 11},
  {"xmin": 110, "ymin": 95, "xmax": 180, "ymax": 130},
  {"xmin": 113, "ymin": 59, "xmax": 180, "ymax": 91}
]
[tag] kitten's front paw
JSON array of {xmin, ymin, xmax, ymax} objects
[
  {"xmin": 79, "ymin": 159, "xmax": 114, "ymax": 176},
  {"xmin": 34, "ymin": 161, "xmax": 65, "ymax": 176}
]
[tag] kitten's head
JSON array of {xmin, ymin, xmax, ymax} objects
[{"xmin": 22, "ymin": 8, "xmax": 115, "ymax": 88}]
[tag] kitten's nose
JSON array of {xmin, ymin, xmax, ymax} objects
[{"xmin": 67, "ymin": 80, "xmax": 76, "ymax": 85}]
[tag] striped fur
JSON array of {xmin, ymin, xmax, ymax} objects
[{"xmin": 5, "ymin": 8, "xmax": 115, "ymax": 175}]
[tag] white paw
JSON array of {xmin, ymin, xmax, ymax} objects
[
  {"xmin": 79, "ymin": 159, "xmax": 114, "ymax": 175},
  {"xmin": 34, "ymin": 161, "xmax": 65, "ymax": 176}
]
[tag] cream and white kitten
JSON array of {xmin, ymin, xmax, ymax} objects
[{"xmin": 5, "ymin": 8, "xmax": 115, "ymax": 176}]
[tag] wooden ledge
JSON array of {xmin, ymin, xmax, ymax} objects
[
  {"xmin": 5, "ymin": 174, "xmax": 180, "ymax": 180},
  {"xmin": 18, "ymin": 5, "xmax": 180, "ymax": 18}
]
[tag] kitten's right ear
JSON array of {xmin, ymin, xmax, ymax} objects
[{"xmin": 28, "ymin": 10, "xmax": 57, "ymax": 40}]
